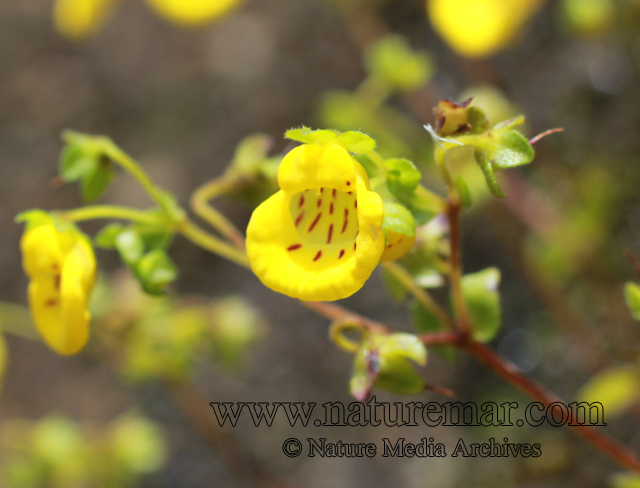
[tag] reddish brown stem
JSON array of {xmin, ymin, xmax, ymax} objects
[
  {"xmin": 447, "ymin": 201, "xmax": 472, "ymax": 333},
  {"xmin": 464, "ymin": 340, "xmax": 640, "ymax": 473}
]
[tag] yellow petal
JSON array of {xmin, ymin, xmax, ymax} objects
[
  {"xmin": 144, "ymin": 0, "xmax": 243, "ymax": 27},
  {"xmin": 380, "ymin": 232, "xmax": 416, "ymax": 262},
  {"xmin": 247, "ymin": 146, "xmax": 385, "ymax": 301},
  {"xmin": 21, "ymin": 224, "xmax": 65, "ymax": 279},
  {"xmin": 428, "ymin": 0, "xmax": 544, "ymax": 58},
  {"xmin": 54, "ymin": 0, "xmax": 117, "ymax": 40}
]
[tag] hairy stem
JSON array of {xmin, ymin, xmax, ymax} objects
[
  {"xmin": 190, "ymin": 175, "xmax": 246, "ymax": 249},
  {"xmin": 61, "ymin": 205, "xmax": 164, "ymax": 226}
]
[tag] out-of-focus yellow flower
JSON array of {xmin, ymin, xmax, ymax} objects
[
  {"xmin": 247, "ymin": 143, "xmax": 385, "ymax": 301},
  {"xmin": 427, "ymin": 0, "xmax": 545, "ymax": 58},
  {"xmin": 20, "ymin": 215, "xmax": 96, "ymax": 355},
  {"xmin": 54, "ymin": 0, "xmax": 118, "ymax": 41},
  {"xmin": 144, "ymin": 0, "xmax": 243, "ymax": 27}
]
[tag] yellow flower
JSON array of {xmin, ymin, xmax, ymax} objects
[
  {"xmin": 246, "ymin": 143, "xmax": 385, "ymax": 301},
  {"xmin": 20, "ymin": 215, "xmax": 96, "ymax": 355},
  {"xmin": 144, "ymin": 0, "xmax": 243, "ymax": 27},
  {"xmin": 54, "ymin": 0, "xmax": 118, "ymax": 41},
  {"xmin": 427, "ymin": 0, "xmax": 545, "ymax": 58}
]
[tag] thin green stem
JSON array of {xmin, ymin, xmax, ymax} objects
[
  {"xmin": 60, "ymin": 205, "xmax": 164, "ymax": 226},
  {"xmin": 178, "ymin": 220, "xmax": 250, "ymax": 269},
  {"xmin": 190, "ymin": 174, "xmax": 246, "ymax": 249},
  {"xmin": 381, "ymin": 261, "xmax": 455, "ymax": 330}
]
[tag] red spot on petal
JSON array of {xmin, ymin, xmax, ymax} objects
[
  {"xmin": 313, "ymin": 251, "xmax": 322, "ymax": 262},
  {"xmin": 354, "ymin": 242, "xmax": 357, "ymax": 250},
  {"xmin": 308, "ymin": 213, "xmax": 322, "ymax": 232},
  {"xmin": 317, "ymin": 199, "xmax": 322, "ymax": 208},
  {"xmin": 327, "ymin": 224, "xmax": 333, "ymax": 244},
  {"xmin": 54, "ymin": 274, "xmax": 61, "ymax": 290},
  {"xmin": 330, "ymin": 203, "xmax": 334, "ymax": 214},
  {"xmin": 320, "ymin": 188, "xmax": 324, "ymax": 193},
  {"xmin": 299, "ymin": 195, "xmax": 305, "ymax": 208},
  {"xmin": 288, "ymin": 244, "xmax": 302, "ymax": 251},
  {"xmin": 332, "ymin": 189, "xmax": 337, "ymax": 198},
  {"xmin": 338, "ymin": 249, "xmax": 345, "ymax": 259},
  {"xmin": 346, "ymin": 181, "xmax": 351, "ymax": 186},
  {"xmin": 354, "ymin": 200, "xmax": 357, "ymax": 208},
  {"xmin": 342, "ymin": 209, "xmax": 349, "ymax": 233},
  {"xmin": 387, "ymin": 244, "xmax": 392, "ymax": 248},
  {"xmin": 295, "ymin": 212, "xmax": 305, "ymax": 227},
  {"xmin": 45, "ymin": 298, "xmax": 57, "ymax": 307}
]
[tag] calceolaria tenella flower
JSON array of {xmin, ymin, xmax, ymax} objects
[
  {"xmin": 18, "ymin": 211, "xmax": 96, "ymax": 355},
  {"xmin": 246, "ymin": 141, "xmax": 385, "ymax": 301}
]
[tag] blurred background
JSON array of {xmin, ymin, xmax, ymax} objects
[{"xmin": 1, "ymin": 0, "xmax": 640, "ymax": 486}]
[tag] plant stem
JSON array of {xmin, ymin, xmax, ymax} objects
[
  {"xmin": 446, "ymin": 200, "xmax": 472, "ymax": 333},
  {"xmin": 464, "ymin": 340, "xmax": 640, "ymax": 473},
  {"xmin": 381, "ymin": 261, "xmax": 455, "ymax": 330},
  {"xmin": 190, "ymin": 175, "xmax": 246, "ymax": 249},
  {"xmin": 177, "ymin": 220, "xmax": 250, "ymax": 269},
  {"xmin": 61, "ymin": 205, "xmax": 164, "ymax": 226}
]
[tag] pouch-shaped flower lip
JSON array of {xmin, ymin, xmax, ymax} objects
[
  {"xmin": 20, "ymin": 217, "xmax": 96, "ymax": 355},
  {"xmin": 246, "ymin": 143, "xmax": 385, "ymax": 301}
]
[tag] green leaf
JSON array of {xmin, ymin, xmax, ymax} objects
[
  {"xmin": 115, "ymin": 229, "xmax": 145, "ymax": 265},
  {"xmin": 95, "ymin": 223, "xmax": 126, "ymax": 249},
  {"xmin": 135, "ymin": 250, "xmax": 178, "ymax": 295},
  {"xmin": 409, "ymin": 300, "xmax": 456, "ymax": 362},
  {"xmin": 461, "ymin": 267, "xmax": 502, "ymax": 342},
  {"xmin": 374, "ymin": 353, "xmax": 425, "ymax": 396},
  {"xmin": 475, "ymin": 151, "xmax": 506, "ymax": 198},
  {"xmin": 284, "ymin": 126, "xmax": 337, "ymax": 145},
  {"xmin": 493, "ymin": 115, "xmax": 525, "ymax": 131},
  {"xmin": 380, "ymin": 333, "xmax": 427, "ymax": 366},
  {"xmin": 81, "ymin": 158, "xmax": 115, "ymax": 203},
  {"xmin": 385, "ymin": 158, "xmax": 422, "ymax": 201},
  {"xmin": 381, "ymin": 268, "xmax": 409, "ymax": 302},
  {"xmin": 454, "ymin": 176, "xmax": 472, "ymax": 208},
  {"xmin": 337, "ymin": 131, "xmax": 376, "ymax": 154},
  {"xmin": 481, "ymin": 130, "xmax": 534, "ymax": 169},
  {"xmin": 364, "ymin": 34, "xmax": 434, "ymax": 91},
  {"xmin": 382, "ymin": 201, "xmax": 416, "ymax": 238},
  {"xmin": 59, "ymin": 143, "xmax": 97, "ymax": 182},
  {"xmin": 15, "ymin": 209, "xmax": 53, "ymax": 230},
  {"xmin": 625, "ymin": 282, "xmax": 640, "ymax": 321},
  {"xmin": 577, "ymin": 366, "xmax": 640, "ymax": 419}
]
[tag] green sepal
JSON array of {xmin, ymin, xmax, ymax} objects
[
  {"xmin": 232, "ymin": 134, "xmax": 274, "ymax": 174},
  {"xmin": 475, "ymin": 151, "xmax": 506, "ymax": 198},
  {"xmin": 461, "ymin": 267, "xmax": 502, "ymax": 343},
  {"xmin": 364, "ymin": 34, "xmax": 434, "ymax": 91},
  {"xmin": 467, "ymin": 106, "xmax": 490, "ymax": 134},
  {"xmin": 81, "ymin": 157, "xmax": 115, "ymax": 203},
  {"xmin": 454, "ymin": 176, "xmax": 472, "ymax": 208},
  {"xmin": 493, "ymin": 115, "xmax": 525, "ymax": 131},
  {"xmin": 337, "ymin": 131, "xmax": 376, "ymax": 154},
  {"xmin": 625, "ymin": 282, "xmax": 640, "ymax": 321},
  {"xmin": 284, "ymin": 126, "xmax": 337, "ymax": 146},
  {"xmin": 134, "ymin": 249, "xmax": 178, "ymax": 296},
  {"xmin": 354, "ymin": 154, "xmax": 380, "ymax": 179},
  {"xmin": 382, "ymin": 201, "xmax": 416, "ymax": 238},
  {"xmin": 114, "ymin": 229, "xmax": 145, "ymax": 266},
  {"xmin": 479, "ymin": 130, "xmax": 534, "ymax": 169},
  {"xmin": 15, "ymin": 209, "xmax": 54, "ymax": 230},
  {"xmin": 95, "ymin": 223, "xmax": 126, "ymax": 249},
  {"xmin": 385, "ymin": 158, "xmax": 421, "ymax": 201}
]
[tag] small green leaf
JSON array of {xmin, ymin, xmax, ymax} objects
[
  {"xmin": 374, "ymin": 353, "xmax": 425, "ymax": 396},
  {"xmin": 381, "ymin": 268, "xmax": 409, "ymax": 302},
  {"xmin": 410, "ymin": 300, "xmax": 456, "ymax": 362},
  {"xmin": 461, "ymin": 267, "xmax": 502, "ymax": 342},
  {"xmin": 467, "ymin": 106, "xmax": 490, "ymax": 134},
  {"xmin": 59, "ymin": 144, "xmax": 97, "ymax": 182},
  {"xmin": 135, "ymin": 250, "xmax": 178, "ymax": 295},
  {"xmin": 284, "ymin": 127, "xmax": 337, "ymax": 145},
  {"xmin": 577, "ymin": 366, "xmax": 640, "ymax": 419},
  {"xmin": 95, "ymin": 223, "xmax": 126, "ymax": 249},
  {"xmin": 625, "ymin": 282, "xmax": 640, "ymax": 321},
  {"xmin": 337, "ymin": 131, "xmax": 376, "ymax": 154},
  {"xmin": 15, "ymin": 209, "xmax": 53, "ymax": 230},
  {"xmin": 81, "ymin": 158, "xmax": 115, "ymax": 203},
  {"xmin": 385, "ymin": 158, "xmax": 422, "ymax": 200},
  {"xmin": 493, "ymin": 115, "xmax": 525, "ymax": 131},
  {"xmin": 481, "ymin": 130, "xmax": 534, "ymax": 169},
  {"xmin": 454, "ymin": 176, "xmax": 472, "ymax": 207},
  {"xmin": 380, "ymin": 333, "xmax": 427, "ymax": 366},
  {"xmin": 115, "ymin": 229, "xmax": 145, "ymax": 265},
  {"xmin": 382, "ymin": 201, "xmax": 416, "ymax": 238},
  {"xmin": 475, "ymin": 151, "xmax": 506, "ymax": 198},
  {"xmin": 364, "ymin": 35, "xmax": 433, "ymax": 91}
]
